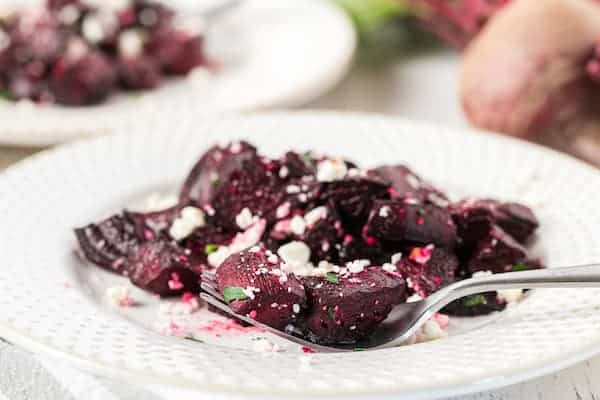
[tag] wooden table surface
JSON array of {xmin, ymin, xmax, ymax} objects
[{"xmin": 1, "ymin": 50, "xmax": 598, "ymax": 400}]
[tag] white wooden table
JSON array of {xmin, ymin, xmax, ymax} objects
[{"xmin": 1, "ymin": 50, "xmax": 598, "ymax": 400}]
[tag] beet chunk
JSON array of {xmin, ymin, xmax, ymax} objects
[
  {"xmin": 303, "ymin": 268, "xmax": 406, "ymax": 344},
  {"xmin": 216, "ymin": 247, "xmax": 306, "ymax": 330},
  {"xmin": 319, "ymin": 178, "xmax": 389, "ymax": 229},
  {"xmin": 279, "ymin": 151, "xmax": 315, "ymax": 179},
  {"xmin": 211, "ymin": 157, "xmax": 288, "ymax": 230},
  {"xmin": 146, "ymin": 28, "xmax": 205, "ymax": 75},
  {"xmin": 124, "ymin": 206, "xmax": 179, "ymax": 241},
  {"xmin": 367, "ymin": 165, "xmax": 449, "ymax": 207},
  {"xmin": 127, "ymin": 239, "xmax": 199, "ymax": 296},
  {"xmin": 117, "ymin": 56, "xmax": 161, "ymax": 90},
  {"xmin": 298, "ymin": 205, "xmax": 344, "ymax": 263},
  {"xmin": 467, "ymin": 225, "xmax": 528, "ymax": 274},
  {"xmin": 396, "ymin": 246, "xmax": 458, "ymax": 298},
  {"xmin": 74, "ymin": 213, "xmax": 140, "ymax": 273},
  {"xmin": 452, "ymin": 199, "xmax": 538, "ymax": 245},
  {"xmin": 50, "ymin": 50, "xmax": 116, "ymax": 105},
  {"xmin": 365, "ymin": 199, "xmax": 457, "ymax": 248},
  {"xmin": 179, "ymin": 141, "xmax": 257, "ymax": 207}
]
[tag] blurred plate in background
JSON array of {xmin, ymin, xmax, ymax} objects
[{"xmin": 0, "ymin": 0, "xmax": 356, "ymax": 147}]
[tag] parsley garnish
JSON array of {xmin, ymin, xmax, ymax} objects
[
  {"xmin": 205, "ymin": 244, "xmax": 219, "ymax": 254},
  {"xmin": 327, "ymin": 306, "xmax": 335, "ymax": 320},
  {"xmin": 223, "ymin": 286, "xmax": 248, "ymax": 303},
  {"xmin": 353, "ymin": 348, "xmax": 366, "ymax": 352},
  {"xmin": 326, "ymin": 272, "xmax": 339, "ymax": 284},
  {"xmin": 512, "ymin": 262, "xmax": 529, "ymax": 272},
  {"xmin": 463, "ymin": 294, "xmax": 487, "ymax": 307}
]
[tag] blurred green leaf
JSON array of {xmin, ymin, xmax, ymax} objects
[{"xmin": 334, "ymin": 0, "xmax": 411, "ymax": 35}]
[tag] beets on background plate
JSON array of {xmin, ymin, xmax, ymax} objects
[
  {"xmin": 0, "ymin": 0, "xmax": 208, "ymax": 106},
  {"xmin": 74, "ymin": 140, "xmax": 541, "ymax": 344}
]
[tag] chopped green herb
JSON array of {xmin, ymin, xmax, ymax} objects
[
  {"xmin": 223, "ymin": 286, "xmax": 248, "ymax": 303},
  {"xmin": 211, "ymin": 178, "xmax": 220, "ymax": 186},
  {"xmin": 326, "ymin": 272, "xmax": 339, "ymax": 284},
  {"xmin": 463, "ymin": 294, "xmax": 487, "ymax": 307},
  {"xmin": 353, "ymin": 348, "xmax": 366, "ymax": 352},
  {"xmin": 205, "ymin": 244, "xmax": 219, "ymax": 254},
  {"xmin": 328, "ymin": 306, "xmax": 335, "ymax": 320},
  {"xmin": 512, "ymin": 263, "xmax": 529, "ymax": 272}
]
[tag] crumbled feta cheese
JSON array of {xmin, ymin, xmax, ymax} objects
[
  {"xmin": 293, "ymin": 304, "xmax": 301, "ymax": 313},
  {"xmin": 276, "ymin": 202, "xmax": 291, "ymax": 219},
  {"xmin": 235, "ymin": 208, "xmax": 255, "ymax": 230},
  {"xmin": 169, "ymin": 207, "xmax": 206, "ymax": 241},
  {"xmin": 81, "ymin": 10, "xmax": 117, "ymax": 44},
  {"xmin": 316, "ymin": 158, "xmax": 348, "ymax": 182},
  {"xmin": 346, "ymin": 259, "xmax": 370, "ymax": 274},
  {"xmin": 105, "ymin": 286, "xmax": 135, "ymax": 307},
  {"xmin": 472, "ymin": 270, "xmax": 493, "ymax": 278},
  {"xmin": 379, "ymin": 206, "xmax": 391, "ymax": 218},
  {"xmin": 497, "ymin": 288, "xmax": 523, "ymax": 304},
  {"xmin": 416, "ymin": 320, "xmax": 448, "ymax": 342},
  {"xmin": 207, "ymin": 246, "xmax": 231, "ymax": 268},
  {"xmin": 58, "ymin": 4, "xmax": 80, "ymax": 25},
  {"xmin": 304, "ymin": 206, "xmax": 328, "ymax": 226},
  {"xmin": 347, "ymin": 168, "xmax": 363, "ymax": 177},
  {"xmin": 279, "ymin": 166, "xmax": 289, "ymax": 178},
  {"xmin": 118, "ymin": 29, "xmax": 144, "ymax": 58},
  {"xmin": 391, "ymin": 252, "xmax": 403, "ymax": 264},
  {"xmin": 158, "ymin": 299, "xmax": 200, "ymax": 315},
  {"xmin": 278, "ymin": 241, "xmax": 311, "ymax": 265},
  {"xmin": 286, "ymin": 185, "xmax": 301, "ymax": 194},
  {"xmin": 382, "ymin": 263, "xmax": 397, "ymax": 272},
  {"xmin": 290, "ymin": 215, "xmax": 306, "ymax": 235}
]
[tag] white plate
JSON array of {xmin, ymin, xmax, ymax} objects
[
  {"xmin": 2, "ymin": 112, "xmax": 600, "ymax": 400},
  {"xmin": 0, "ymin": 0, "xmax": 355, "ymax": 147}
]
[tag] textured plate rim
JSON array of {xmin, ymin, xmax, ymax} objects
[{"xmin": 2, "ymin": 110, "xmax": 600, "ymax": 399}]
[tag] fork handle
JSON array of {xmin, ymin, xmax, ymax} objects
[{"xmin": 432, "ymin": 263, "xmax": 600, "ymax": 306}]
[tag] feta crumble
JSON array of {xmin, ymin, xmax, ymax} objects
[
  {"xmin": 382, "ymin": 263, "xmax": 397, "ymax": 272},
  {"xmin": 316, "ymin": 158, "xmax": 348, "ymax": 182},
  {"xmin": 289, "ymin": 215, "xmax": 306, "ymax": 235},
  {"xmin": 346, "ymin": 259, "xmax": 370, "ymax": 274},
  {"xmin": 118, "ymin": 29, "xmax": 144, "ymax": 58},
  {"xmin": 105, "ymin": 286, "xmax": 135, "ymax": 307},
  {"xmin": 169, "ymin": 206, "xmax": 206, "ymax": 241},
  {"xmin": 304, "ymin": 206, "xmax": 328, "ymax": 226},
  {"xmin": 379, "ymin": 206, "xmax": 391, "ymax": 218},
  {"xmin": 497, "ymin": 288, "xmax": 523, "ymax": 304},
  {"xmin": 235, "ymin": 208, "xmax": 255, "ymax": 230}
]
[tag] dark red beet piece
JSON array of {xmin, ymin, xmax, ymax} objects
[
  {"xmin": 299, "ymin": 205, "xmax": 344, "ymax": 263},
  {"xmin": 365, "ymin": 199, "xmax": 457, "ymax": 248},
  {"xmin": 127, "ymin": 239, "xmax": 200, "ymax": 297},
  {"xmin": 50, "ymin": 50, "xmax": 116, "ymax": 105},
  {"xmin": 216, "ymin": 247, "xmax": 306, "ymax": 330},
  {"xmin": 47, "ymin": 0, "xmax": 80, "ymax": 10},
  {"xmin": 211, "ymin": 157, "xmax": 288, "ymax": 230},
  {"xmin": 179, "ymin": 141, "xmax": 257, "ymax": 207},
  {"xmin": 396, "ymin": 246, "xmax": 458, "ymax": 297},
  {"xmin": 278, "ymin": 151, "xmax": 315, "ymax": 179},
  {"xmin": 337, "ymin": 233, "xmax": 389, "ymax": 265},
  {"xmin": 367, "ymin": 165, "xmax": 449, "ymax": 207},
  {"xmin": 117, "ymin": 56, "xmax": 161, "ymax": 90},
  {"xmin": 74, "ymin": 213, "xmax": 140, "ymax": 273},
  {"xmin": 451, "ymin": 198, "xmax": 538, "ymax": 245},
  {"xmin": 146, "ymin": 28, "xmax": 205, "ymax": 75},
  {"xmin": 302, "ymin": 268, "xmax": 406, "ymax": 344},
  {"xmin": 181, "ymin": 225, "xmax": 235, "ymax": 272},
  {"xmin": 467, "ymin": 225, "xmax": 528, "ymax": 274},
  {"xmin": 124, "ymin": 206, "xmax": 179, "ymax": 241},
  {"xmin": 319, "ymin": 178, "xmax": 389, "ymax": 228}
]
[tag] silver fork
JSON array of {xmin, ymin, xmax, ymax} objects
[{"xmin": 200, "ymin": 264, "xmax": 600, "ymax": 352}]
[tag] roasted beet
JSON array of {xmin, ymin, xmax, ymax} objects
[
  {"xmin": 146, "ymin": 28, "xmax": 205, "ymax": 75},
  {"xmin": 303, "ymin": 268, "xmax": 406, "ymax": 344},
  {"xmin": 396, "ymin": 246, "xmax": 458, "ymax": 297},
  {"xmin": 467, "ymin": 225, "xmax": 528, "ymax": 274},
  {"xmin": 124, "ymin": 206, "xmax": 179, "ymax": 241},
  {"xmin": 179, "ymin": 141, "xmax": 257, "ymax": 207},
  {"xmin": 365, "ymin": 199, "xmax": 457, "ymax": 248},
  {"xmin": 337, "ymin": 233, "xmax": 389, "ymax": 265},
  {"xmin": 299, "ymin": 205, "xmax": 344, "ymax": 263},
  {"xmin": 211, "ymin": 157, "xmax": 289, "ymax": 230},
  {"xmin": 180, "ymin": 225, "xmax": 235, "ymax": 272},
  {"xmin": 117, "ymin": 56, "xmax": 161, "ymax": 90},
  {"xmin": 127, "ymin": 239, "xmax": 200, "ymax": 296},
  {"xmin": 278, "ymin": 151, "xmax": 316, "ymax": 179},
  {"xmin": 452, "ymin": 198, "xmax": 538, "ymax": 245},
  {"xmin": 319, "ymin": 178, "xmax": 389, "ymax": 229},
  {"xmin": 50, "ymin": 50, "xmax": 116, "ymax": 105},
  {"xmin": 367, "ymin": 165, "xmax": 449, "ymax": 207},
  {"xmin": 216, "ymin": 247, "xmax": 307, "ymax": 330},
  {"xmin": 74, "ymin": 213, "xmax": 140, "ymax": 273}
]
